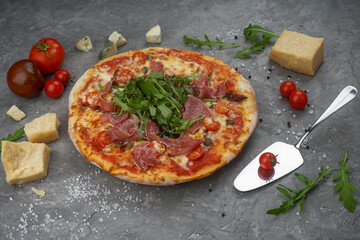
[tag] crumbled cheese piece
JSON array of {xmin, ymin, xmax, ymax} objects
[
  {"xmin": 145, "ymin": 25, "xmax": 162, "ymax": 43},
  {"xmin": 6, "ymin": 105, "xmax": 26, "ymax": 121},
  {"xmin": 109, "ymin": 31, "xmax": 127, "ymax": 47},
  {"xmin": 98, "ymin": 39, "xmax": 118, "ymax": 60},
  {"xmin": 269, "ymin": 30, "xmax": 324, "ymax": 76},
  {"xmin": 32, "ymin": 187, "xmax": 46, "ymax": 197},
  {"xmin": 76, "ymin": 36, "xmax": 93, "ymax": 52},
  {"xmin": 24, "ymin": 113, "xmax": 60, "ymax": 143},
  {"xmin": 1, "ymin": 141, "xmax": 51, "ymax": 184}
]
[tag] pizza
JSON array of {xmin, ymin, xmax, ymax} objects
[{"xmin": 68, "ymin": 47, "xmax": 257, "ymax": 185}]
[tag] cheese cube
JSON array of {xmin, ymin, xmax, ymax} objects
[
  {"xmin": 145, "ymin": 25, "xmax": 162, "ymax": 43},
  {"xmin": 76, "ymin": 36, "xmax": 93, "ymax": 52},
  {"xmin": 109, "ymin": 31, "xmax": 127, "ymax": 47},
  {"xmin": 269, "ymin": 30, "xmax": 324, "ymax": 76},
  {"xmin": 24, "ymin": 113, "xmax": 60, "ymax": 143},
  {"xmin": 98, "ymin": 39, "xmax": 118, "ymax": 60},
  {"xmin": 1, "ymin": 141, "xmax": 51, "ymax": 184},
  {"xmin": 7, "ymin": 105, "xmax": 26, "ymax": 121}
]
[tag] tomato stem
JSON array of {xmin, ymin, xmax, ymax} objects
[
  {"xmin": 34, "ymin": 39, "xmax": 53, "ymax": 57},
  {"xmin": 270, "ymin": 154, "xmax": 279, "ymax": 168}
]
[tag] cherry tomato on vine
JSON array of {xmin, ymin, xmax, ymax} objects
[
  {"xmin": 54, "ymin": 69, "xmax": 71, "ymax": 86},
  {"xmin": 44, "ymin": 78, "xmax": 64, "ymax": 98},
  {"xmin": 259, "ymin": 152, "xmax": 278, "ymax": 170},
  {"xmin": 280, "ymin": 81, "xmax": 296, "ymax": 98},
  {"xmin": 29, "ymin": 38, "xmax": 65, "ymax": 74},
  {"xmin": 289, "ymin": 90, "xmax": 308, "ymax": 110}
]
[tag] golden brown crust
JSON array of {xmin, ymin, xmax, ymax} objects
[{"xmin": 68, "ymin": 47, "xmax": 257, "ymax": 185}]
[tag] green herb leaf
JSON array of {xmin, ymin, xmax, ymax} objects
[
  {"xmin": 184, "ymin": 34, "xmax": 241, "ymax": 50},
  {"xmin": 267, "ymin": 167, "xmax": 332, "ymax": 215},
  {"xmin": 333, "ymin": 150, "xmax": 357, "ymax": 213},
  {"xmin": 112, "ymin": 70, "xmax": 202, "ymax": 137},
  {"xmin": 243, "ymin": 24, "xmax": 280, "ymax": 44},
  {"xmin": 234, "ymin": 42, "xmax": 265, "ymax": 59},
  {"xmin": 0, "ymin": 126, "xmax": 25, "ymax": 152}
]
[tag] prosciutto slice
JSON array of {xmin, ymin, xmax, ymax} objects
[
  {"xmin": 182, "ymin": 95, "xmax": 213, "ymax": 134},
  {"xmin": 162, "ymin": 133, "xmax": 203, "ymax": 156},
  {"xmin": 150, "ymin": 61, "xmax": 164, "ymax": 72},
  {"xmin": 100, "ymin": 112, "xmax": 129, "ymax": 125},
  {"xmin": 107, "ymin": 115, "xmax": 140, "ymax": 142},
  {"xmin": 133, "ymin": 142, "xmax": 159, "ymax": 171},
  {"xmin": 191, "ymin": 74, "xmax": 228, "ymax": 99},
  {"xmin": 143, "ymin": 119, "xmax": 161, "ymax": 141}
]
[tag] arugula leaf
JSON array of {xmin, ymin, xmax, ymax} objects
[
  {"xmin": 112, "ymin": 70, "xmax": 201, "ymax": 137},
  {"xmin": 333, "ymin": 150, "xmax": 357, "ymax": 213},
  {"xmin": 234, "ymin": 42, "xmax": 265, "ymax": 59},
  {"xmin": 267, "ymin": 167, "xmax": 332, "ymax": 215},
  {"xmin": 0, "ymin": 126, "xmax": 25, "ymax": 151},
  {"xmin": 184, "ymin": 34, "xmax": 241, "ymax": 50},
  {"xmin": 243, "ymin": 24, "xmax": 280, "ymax": 44}
]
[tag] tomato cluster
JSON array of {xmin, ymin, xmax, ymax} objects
[
  {"xmin": 280, "ymin": 81, "xmax": 308, "ymax": 110},
  {"xmin": 7, "ymin": 38, "xmax": 71, "ymax": 99}
]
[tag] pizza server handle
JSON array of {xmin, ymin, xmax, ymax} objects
[{"xmin": 295, "ymin": 86, "xmax": 358, "ymax": 149}]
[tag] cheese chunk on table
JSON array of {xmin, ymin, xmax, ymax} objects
[
  {"xmin": 269, "ymin": 30, "xmax": 324, "ymax": 76},
  {"xmin": 109, "ymin": 31, "xmax": 127, "ymax": 47},
  {"xmin": 24, "ymin": 113, "xmax": 60, "ymax": 143},
  {"xmin": 6, "ymin": 105, "xmax": 26, "ymax": 121},
  {"xmin": 1, "ymin": 141, "xmax": 51, "ymax": 184},
  {"xmin": 145, "ymin": 25, "xmax": 162, "ymax": 43}
]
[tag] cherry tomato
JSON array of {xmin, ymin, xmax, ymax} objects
[
  {"xmin": 214, "ymin": 101, "xmax": 230, "ymax": 114},
  {"xmin": 29, "ymin": 38, "xmax": 65, "ymax": 74},
  {"xmin": 186, "ymin": 145, "xmax": 204, "ymax": 161},
  {"xmin": 44, "ymin": 78, "xmax": 64, "ymax": 98},
  {"xmin": 258, "ymin": 166, "xmax": 275, "ymax": 180},
  {"xmin": 289, "ymin": 90, "xmax": 308, "ymax": 110},
  {"xmin": 7, "ymin": 59, "xmax": 45, "ymax": 98},
  {"xmin": 96, "ymin": 131, "xmax": 112, "ymax": 147},
  {"xmin": 280, "ymin": 81, "xmax": 296, "ymax": 98},
  {"xmin": 85, "ymin": 92, "xmax": 100, "ymax": 106},
  {"xmin": 132, "ymin": 52, "xmax": 146, "ymax": 65},
  {"xmin": 113, "ymin": 69, "xmax": 134, "ymax": 84},
  {"xmin": 203, "ymin": 117, "xmax": 221, "ymax": 131},
  {"xmin": 54, "ymin": 69, "xmax": 71, "ymax": 86},
  {"xmin": 259, "ymin": 152, "xmax": 278, "ymax": 170}
]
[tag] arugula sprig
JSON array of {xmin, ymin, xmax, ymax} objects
[
  {"xmin": 267, "ymin": 167, "xmax": 332, "ymax": 215},
  {"xmin": 112, "ymin": 71, "xmax": 200, "ymax": 137},
  {"xmin": 333, "ymin": 150, "xmax": 357, "ymax": 213},
  {"xmin": 234, "ymin": 24, "xmax": 279, "ymax": 59},
  {"xmin": 0, "ymin": 126, "xmax": 25, "ymax": 151},
  {"xmin": 184, "ymin": 34, "xmax": 241, "ymax": 50}
]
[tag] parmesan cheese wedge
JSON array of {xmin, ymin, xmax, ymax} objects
[
  {"xmin": 76, "ymin": 36, "xmax": 93, "ymax": 52},
  {"xmin": 109, "ymin": 31, "xmax": 127, "ymax": 47},
  {"xmin": 6, "ymin": 105, "xmax": 26, "ymax": 121},
  {"xmin": 269, "ymin": 30, "xmax": 324, "ymax": 76},
  {"xmin": 145, "ymin": 25, "xmax": 162, "ymax": 43},
  {"xmin": 24, "ymin": 113, "xmax": 60, "ymax": 143},
  {"xmin": 1, "ymin": 141, "xmax": 51, "ymax": 184}
]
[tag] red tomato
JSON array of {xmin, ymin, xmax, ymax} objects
[
  {"xmin": 7, "ymin": 59, "xmax": 45, "ymax": 98},
  {"xmin": 114, "ymin": 69, "xmax": 134, "ymax": 84},
  {"xmin": 280, "ymin": 81, "xmax": 296, "ymax": 98},
  {"xmin": 203, "ymin": 117, "xmax": 221, "ymax": 131},
  {"xmin": 214, "ymin": 101, "xmax": 230, "ymax": 114},
  {"xmin": 258, "ymin": 167, "xmax": 275, "ymax": 180},
  {"xmin": 44, "ymin": 78, "xmax": 64, "ymax": 98},
  {"xmin": 54, "ymin": 69, "xmax": 71, "ymax": 86},
  {"xmin": 132, "ymin": 52, "xmax": 146, "ymax": 65},
  {"xmin": 96, "ymin": 131, "xmax": 112, "ymax": 147},
  {"xmin": 186, "ymin": 146, "xmax": 204, "ymax": 161},
  {"xmin": 85, "ymin": 92, "xmax": 100, "ymax": 106},
  {"xmin": 289, "ymin": 90, "xmax": 308, "ymax": 110},
  {"xmin": 259, "ymin": 152, "xmax": 278, "ymax": 170},
  {"xmin": 29, "ymin": 38, "xmax": 65, "ymax": 74}
]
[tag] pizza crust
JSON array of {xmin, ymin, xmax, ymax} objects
[{"xmin": 68, "ymin": 48, "xmax": 257, "ymax": 185}]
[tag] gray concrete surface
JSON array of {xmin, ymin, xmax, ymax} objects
[{"xmin": 0, "ymin": 0, "xmax": 359, "ymax": 239}]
